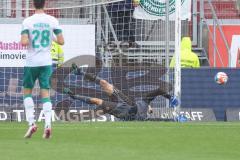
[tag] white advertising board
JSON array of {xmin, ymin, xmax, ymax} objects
[{"xmin": 0, "ymin": 24, "xmax": 95, "ymax": 67}]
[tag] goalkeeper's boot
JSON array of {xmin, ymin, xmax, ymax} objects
[
  {"xmin": 169, "ymin": 96, "xmax": 179, "ymax": 108},
  {"xmin": 71, "ymin": 63, "xmax": 101, "ymax": 84},
  {"xmin": 24, "ymin": 124, "xmax": 38, "ymax": 138},
  {"xmin": 71, "ymin": 63, "xmax": 87, "ymax": 76},
  {"xmin": 71, "ymin": 63, "xmax": 80, "ymax": 75},
  {"xmin": 42, "ymin": 127, "xmax": 52, "ymax": 139},
  {"xmin": 63, "ymin": 88, "xmax": 75, "ymax": 98}
]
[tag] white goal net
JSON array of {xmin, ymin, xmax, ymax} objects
[{"xmin": 0, "ymin": 0, "xmax": 189, "ymax": 122}]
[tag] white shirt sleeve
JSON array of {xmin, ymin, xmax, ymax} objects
[
  {"xmin": 53, "ymin": 18, "xmax": 62, "ymax": 35},
  {"xmin": 21, "ymin": 19, "xmax": 29, "ymax": 35}
]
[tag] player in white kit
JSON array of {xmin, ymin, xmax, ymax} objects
[{"xmin": 20, "ymin": 0, "xmax": 64, "ymax": 139}]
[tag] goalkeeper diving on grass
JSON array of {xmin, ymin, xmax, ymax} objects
[{"xmin": 63, "ymin": 63, "xmax": 179, "ymax": 121}]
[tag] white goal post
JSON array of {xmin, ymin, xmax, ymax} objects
[{"xmin": 174, "ymin": 0, "xmax": 182, "ymax": 116}]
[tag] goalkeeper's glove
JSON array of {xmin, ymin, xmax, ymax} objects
[{"xmin": 169, "ymin": 96, "xmax": 180, "ymax": 108}]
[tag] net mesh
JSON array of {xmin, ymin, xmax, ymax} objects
[{"xmin": 0, "ymin": 0, "xmax": 187, "ymax": 121}]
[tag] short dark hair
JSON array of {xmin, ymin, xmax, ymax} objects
[{"xmin": 33, "ymin": 0, "xmax": 45, "ymax": 9}]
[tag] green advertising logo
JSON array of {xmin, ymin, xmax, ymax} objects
[{"xmin": 139, "ymin": 0, "xmax": 185, "ymax": 16}]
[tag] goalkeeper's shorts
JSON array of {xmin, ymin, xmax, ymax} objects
[
  {"xmin": 23, "ymin": 65, "xmax": 52, "ymax": 89},
  {"xmin": 100, "ymin": 101, "xmax": 137, "ymax": 120}
]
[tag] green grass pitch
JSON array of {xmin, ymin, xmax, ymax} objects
[{"xmin": 0, "ymin": 122, "xmax": 240, "ymax": 160}]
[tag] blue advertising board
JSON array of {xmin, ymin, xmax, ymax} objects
[{"xmin": 0, "ymin": 67, "xmax": 240, "ymax": 121}]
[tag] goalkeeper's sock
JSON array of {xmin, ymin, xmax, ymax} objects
[
  {"xmin": 63, "ymin": 88, "xmax": 92, "ymax": 103},
  {"xmin": 24, "ymin": 95, "xmax": 35, "ymax": 126},
  {"xmin": 72, "ymin": 95, "xmax": 92, "ymax": 104},
  {"xmin": 83, "ymin": 73, "xmax": 101, "ymax": 84},
  {"xmin": 42, "ymin": 98, "xmax": 52, "ymax": 129}
]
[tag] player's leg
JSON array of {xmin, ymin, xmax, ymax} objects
[
  {"xmin": 40, "ymin": 89, "xmax": 52, "ymax": 139},
  {"xmin": 63, "ymin": 88, "xmax": 95, "ymax": 104},
  {"xmin": 71, "ymin": 63, "xmax": 102, "ymax": 84},
  {"xmin": 64, "ymin": 87, "xmax": 108, "ymax": 107},
  {"xmin": 39, "ymin": 65, "xmax": 53, "ymax": 139},
  {"xmin": 99, "ymin": 80, "xmax": 135, "ymax": 106},
  {"xmin": 64, "ymin": 88, "xmax": 112, "ymax": 113},
  {"xmin": 99, "ymin": 79, "xmax": 113, "ymax": 96},
  {"xmin": 71, "ymin": 63, "xmax": 135, "ymax": 105},
  {"xmin": 23, "ymin": 67, "xmax": 38, "ymax": 138},
  {"xmin": 64, "ymin": 87, "xmax": 134, "ymax": 119}
]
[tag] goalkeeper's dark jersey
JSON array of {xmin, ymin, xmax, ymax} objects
[
  {"xmin": 133, "ymin": 99, "xmax": 149, "ymax": 120},
  {"xmin": 108, "ymin": 98, "xmax": 149, "ymax": 121},
  {"xmin": 108, "ymin": 88, "xmax": 149, "ymax": 120}
]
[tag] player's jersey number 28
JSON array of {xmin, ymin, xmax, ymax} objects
[{"xmin": 32, "ymin": 29, "xmax": 50, "ymax": 48}]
